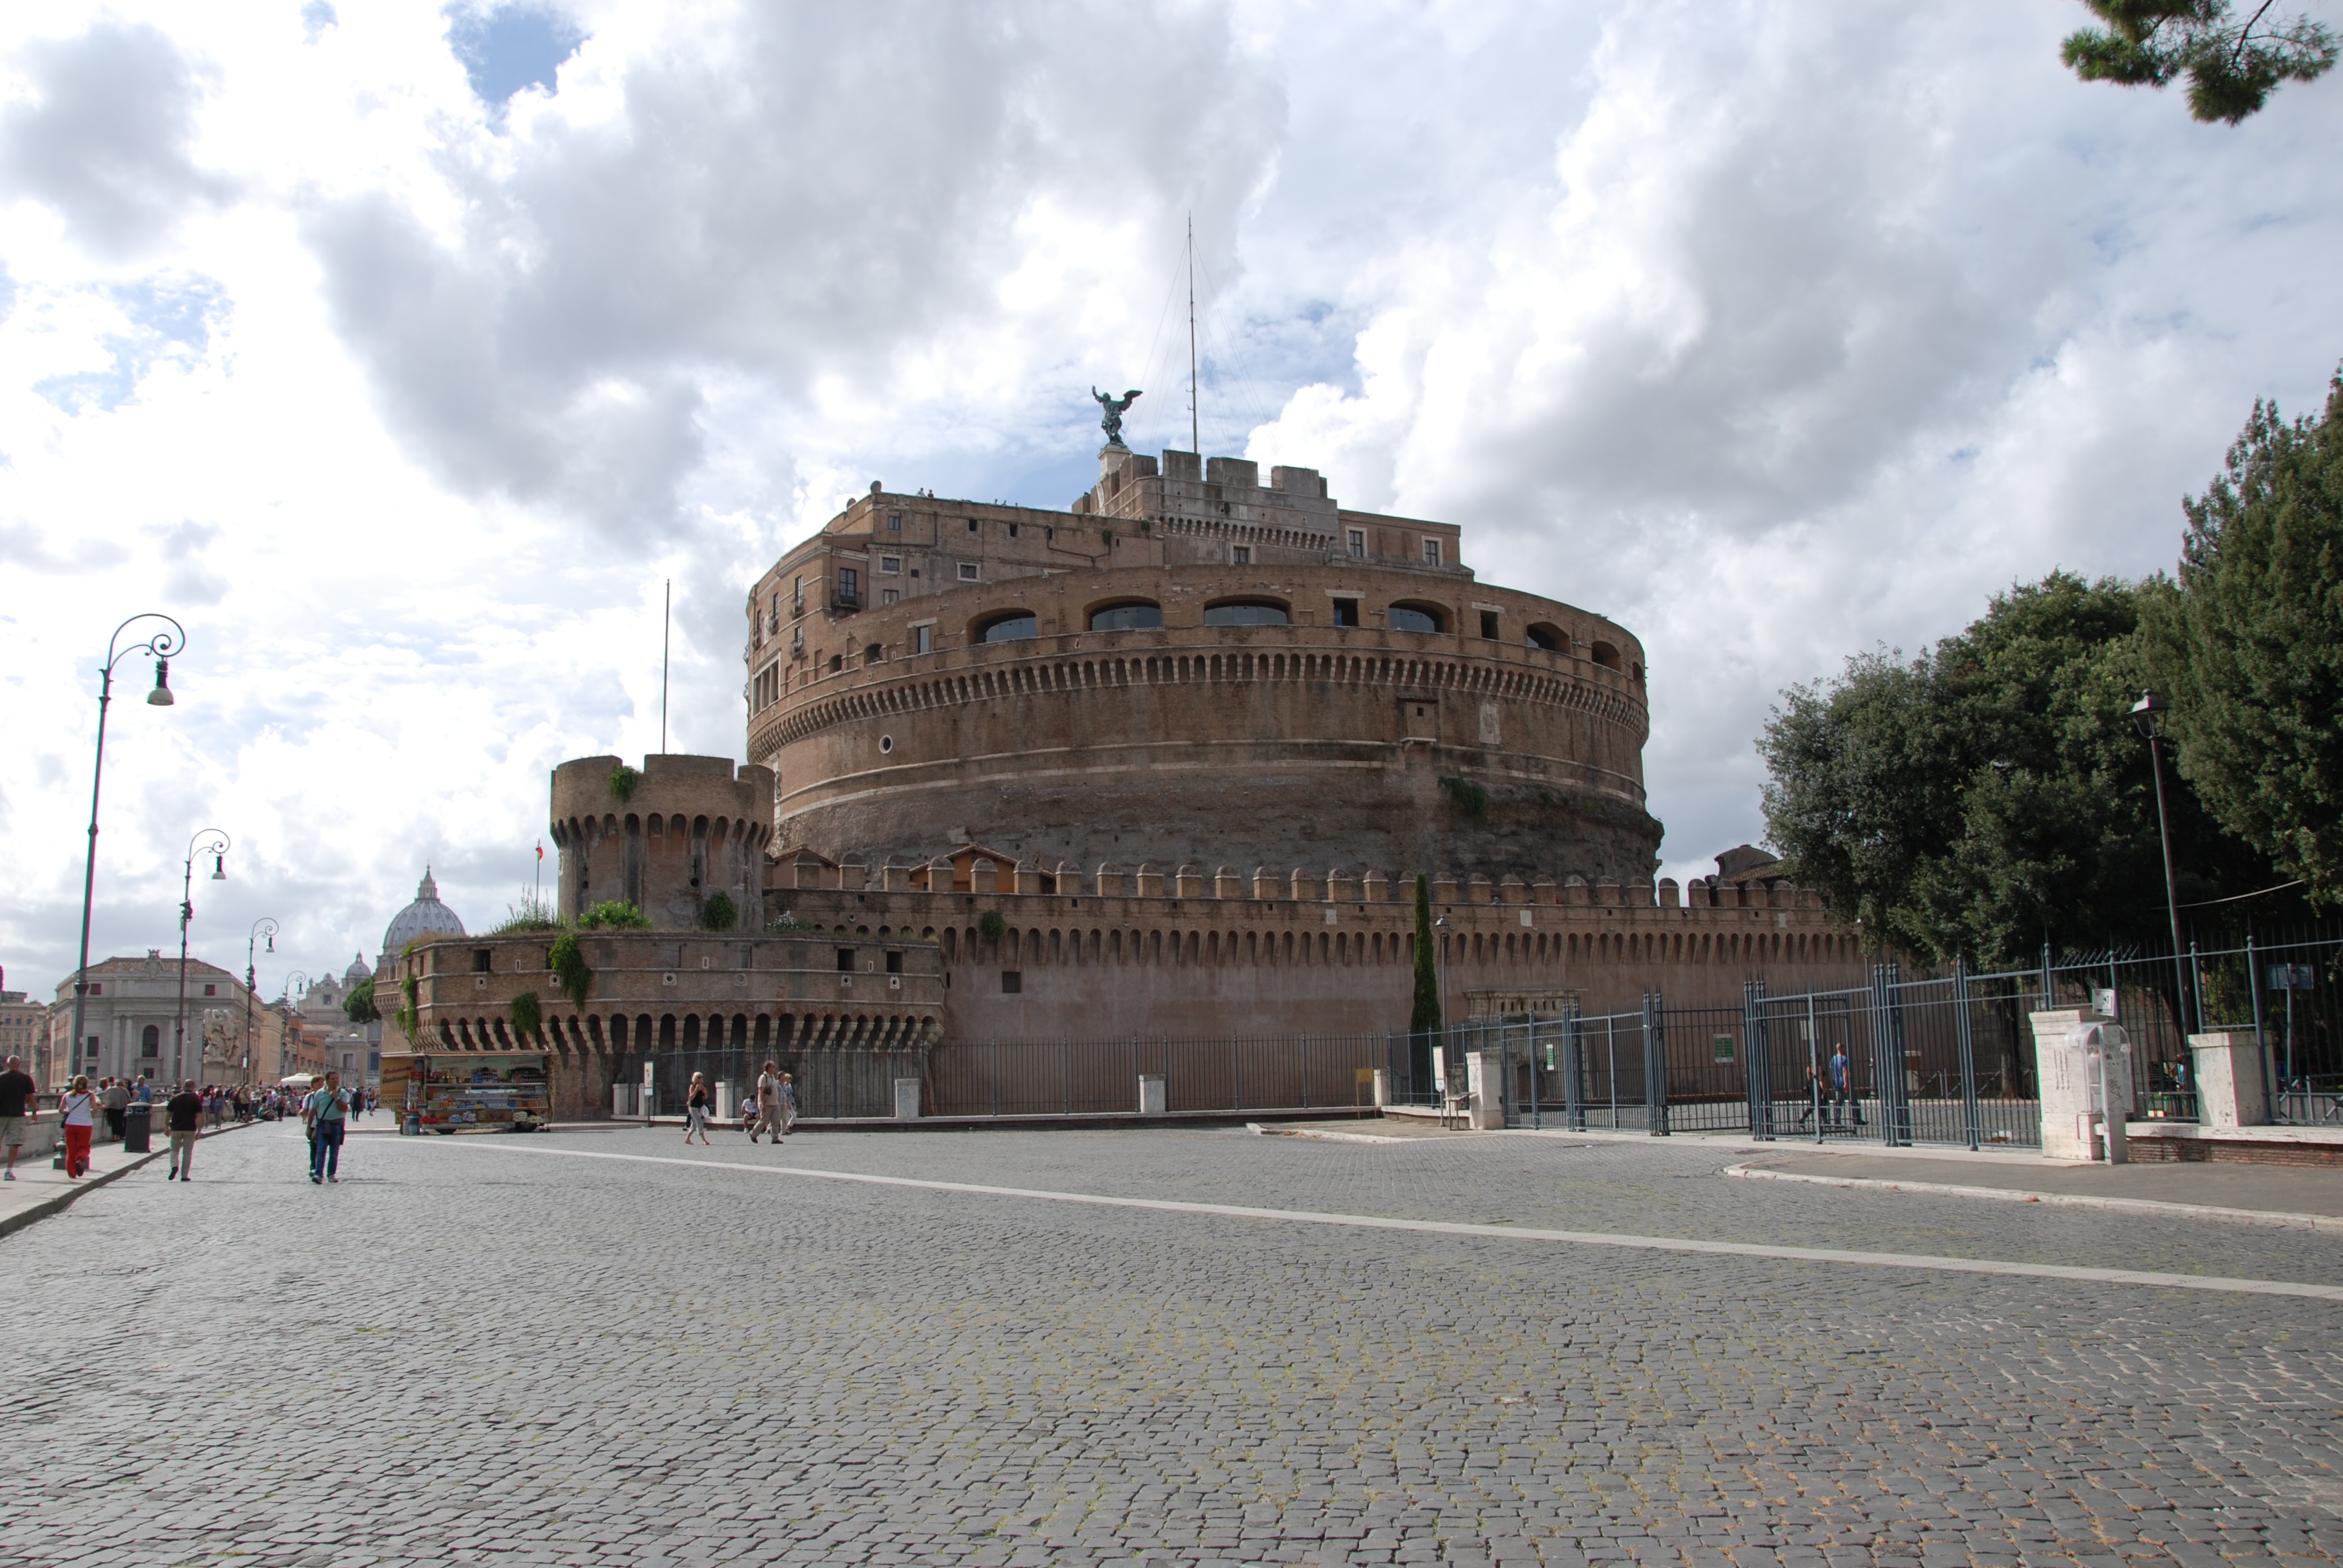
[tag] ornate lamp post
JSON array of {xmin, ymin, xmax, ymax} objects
[
  {"xmin": 243, "ymin": 918, "xmax": 278, "ymax": 1089},
  {"xmin": 2130, "ymin": 690, "xmax": 2192, "ymax": 1034},
  {"xmin": 280, "ymin": 972, "xmax": 312, "ymax": 1083},
  {"xmin": 173, "ymin": 829, "xmax": 229, "ymax": 1087},
  {"xmin": 68, "ymin": 614, "xmax": 185, "ymax": 1087}
]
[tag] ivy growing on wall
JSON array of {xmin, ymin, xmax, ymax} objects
[
  {"xmin": 1438, "ymin": 776, "xmax": 1490, "ymax": 820},
  {"xmin": 701, "ymin": 891, "xmax": 738, "ymax": 931},
  {"xmin": 548, "ymin": 933, "xmax": 592, "ymax": 1008},
  {"xmin": 578, "ymin": 900, "xmax": 651, "ymax": 930},
  {"xmin": 608, "ymin": 764, "xmax": 641, "ymax": 803},
  {"xmin": 509, "ymin": 990, "xmax": 543, "ymax": 1044},
  {"xmin": 396, "ymin": 973, "xmax": 421, "ymax": 1040}
]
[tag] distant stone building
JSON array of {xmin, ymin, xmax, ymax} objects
[{"xmin": 45, "ymin": 950, "xmax": 258, "ymax": 1088}]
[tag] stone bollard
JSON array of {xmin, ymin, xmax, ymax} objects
[
  {"xmin": 2030, "ymin": 1008, "xmax": 2131, "ymax": 1163},
  {"xmin": 1466, "ymin": 1049, "xmax": 1506, "ymax": 1130},
  {"xmin": 2187, "ymin": 1031, "xmax": 2269, "ymax": 1129},
  {"xmin": 715, "ymin": 1081, "xmax": 733, "ymax": 1122},
  {"xmin": 1372, "ymin": 1068, "xmax": 1392, "ymax": 1108},
  {"xmin": 893, "ymin": 1079, "xmax": 921, "ymax": 1120},
  {"xmin": 1138, "ymin": 1074, "xmax": 1167, "ymax": 1116}
]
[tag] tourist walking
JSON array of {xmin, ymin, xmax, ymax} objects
[
  {"xmin": 61, "ymin": 1076, "xmax": 97, "ymax": 1178},
  {"xmin": 0, "ymin": 1056, "xmax": 35, "ymax": 1180},
  {"xmin": 101, "ymin": 1077, "xmax": 129, "ymax": 1142},
  {"xmin": 304, "ymin": 1071, "xmax": 350, "ymax": 1184},
  {"xmin": 779, "ymin": 1071, "xmax": 796, "ymax": 1134},
  {"xmin": 752, "ymin": 1061, "xmax": 784, "ymax": 1143},
  {"xmin": 1828, "ymin": 1046, "xmax": 1863, "ymax": 1128},
  {"xmin": 166, "ymin": 1080, "xmax": 203, "ymax": 1181},
  {"xmin": 684, "ymin": 1073, "xmax": 712, "ymax": 1145}
]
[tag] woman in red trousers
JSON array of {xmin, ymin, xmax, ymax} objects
[{"xmin": 60, "ymin": 1075, "xmax": 96, "ymax": 1178}]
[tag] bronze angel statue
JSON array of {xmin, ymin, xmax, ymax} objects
[{"xmin": 1092, "ymin": 386, "xmax": 1141, "ymax": 447}]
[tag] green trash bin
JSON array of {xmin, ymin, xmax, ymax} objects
[{"xmin": 122, "ymin": 1103, "xmax": 152, "ymax": 1154}]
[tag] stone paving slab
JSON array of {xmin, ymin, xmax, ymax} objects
[
  {"xmin": 1733, "ymin": 1151, "xmax": 2343, "ymax": 1223},
  {"xmin": 5, "ymin": 1123, "xmax": 2341, "ymax": 1567}
]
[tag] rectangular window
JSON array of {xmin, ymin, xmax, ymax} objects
[
  {"xmin": 885, "ymin": 950, "xmax": 903, "ymax": 974},
  {"xmin": 1231, "ymin": 545, "xmax": 1251, "ymax": 564},
  {"xmin": 881, "ymin": 588, "xmax": 899, "ymax": 606},
  {"xmin": 837, "ymin": 567, "xmax": 859, "ymax": 598},
  {"xmin": 967, "ymin": 517, "xmax": 980, "ymax": 533},
  {"xmin": 1008, "ymin": 522, "xmax": 1019, "ymax": 538},
  {"xmin": 886, "ymin": 512, "xmax": 902, "ymax": 531},
  {"xmin": 1348, "ymin": 528, "xmax": 1365, "ymax": 558},
  {"xmin": 1000, "ymin": 971, "xmax": 1023, "ymax": 995},
  {"xmin": 792, "ymin": 576, "xmax": 804, "ymax": 613},
  {"xmin": 87, "ymin": 984, "xmax": 100, "ymax": 995},
  {"xmin": 879, "ymin": 556, "xmax": 901, "ymax": 574},
  {"xmin": 836, "ymin": 947, "xmax": 856, "ymax": 973},
  {"xmin": 473, "ymin": 949, "xmax": 493, "ymax": 973},
  {"xmin": 1479, "ymin": 611, "xmax": 1499, "ymax": 639},
  {"xmin": 1423, "ymin": 539, "xmax": 1441, "ymax": 566},
  {"xmin": 203, "ymin": 984, "xmax": 217, "ymax": 996},
  {"xmin": 1332, "ymin": 598, "xmax": 1359, "ymax": 627},
  {"xmin": 915, "ymin": 625, "xmax": 932, "ymax": 655},
  {"xmin": 958, "ymin": 563, "xmax": 980, "ymax": 581}
]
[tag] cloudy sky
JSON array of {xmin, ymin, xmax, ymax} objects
[{"xmin": 1, "ymin": 0, "xmax": 2338, "ymax": 1002}]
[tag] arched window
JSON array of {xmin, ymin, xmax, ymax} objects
[
  {"xmin": 1389, "ymin": 601, "xmax": 1447, "ymax": 634},
  {"xmin": 1591, "ymin": 640, "xmax": 1622, "ymax": 671},
  {"xmin": 140, "ymin": 1024, "xmax": 160, "ymax": 1057},
  {"xmin": 1525, "ymin": 622, "xmax": 1567, "ymax": 652},
  {"xmin": 1203, "ymin": 599, "xmax": 1289, "ymax": 627},
  {"xmin": 1088, "ymin": 600, "xmax": 1162, "ymax": 632},
  {"xmin": 974, "ymin": 612, "xmax": 1037, "ymax": 644}
]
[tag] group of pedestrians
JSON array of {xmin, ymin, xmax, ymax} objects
[
  {"xmin": 0, "ymin": 1058, "xmax": 367, "ymax": 1184},
  {"xmin": 1795, "ymin": 1045, "xmax": 1867, "ymax": 1130},
  {"xmin": 681, "ymin": 1063, "xmax": 795, "ymax": 1145}
]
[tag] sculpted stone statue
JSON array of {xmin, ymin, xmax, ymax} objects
[{"xmin": 1092, "ymin": 386, "xmax": 1141, "ymax": 448}]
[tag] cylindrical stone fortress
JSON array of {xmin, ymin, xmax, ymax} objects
[
  {"xmin": 744, "ymin": 451, "xmax": 1659, "ymax": 884},
  {"xmin": 549, "ymin": 754, "xmax": 775, "ymax": 930}
]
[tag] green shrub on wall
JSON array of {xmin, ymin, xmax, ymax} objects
[
  {"xmin": 1438, "ymin": 776, "xmax": 1490, "ymax": 820},
  {"xmin": 701, "ymin": 891, "xmax": 738, "ymax": 931},
  {"xmin": 548, "ymin": 933, "xmax": 592, "ymax": 1008},
  {"xmin": 578, "ymin": 900, "xmax": 651, "ymax": 930},
  {"xmin": 608, "ymin": 765, "xmax": 641, "ymax": 803},
  {"xmin": 978, "ymin": 910, "xmax": 1008, "ymax": 944},
  {"xmin": 510, "ymin": 990, "xmax": 543, "ymax": 1044}
]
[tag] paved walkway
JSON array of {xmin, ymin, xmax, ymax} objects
[
  {"xmin": 1734, "ymin": 1148, "xmax": 2343, "ymax": 1224},
  {"xmin": 0, "ymin": 1119, "xmax": 253, "ymax": 1236},
  {"xmin": 7, "ymin": 1122, "xmax": 2342, "ymax": 1565}
]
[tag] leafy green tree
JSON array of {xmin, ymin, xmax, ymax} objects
[
  {"xmin": 2141, "ymin": 372, "xmax": 2343, "ymax": 902},
  {"xmin": 1409, "ymin": 872, "xmax": 1441, "ymax": 1032},
  {"xmin": 1760, "ymin": 572, "xmax": 2275, "ymax": 965},
  {"xmin": 2061, "ymin": 1, "xmax": 2336, "ymax": 123},
  {"xmin": 342, "ymin": 977, "xmax": 379, "ymax": 1025}
]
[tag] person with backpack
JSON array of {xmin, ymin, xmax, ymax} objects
[
  {"xmin": 303, "ymin": 1071, "xmax": 351, "ymax": 1184},
  {"xmin": 60, "ymin": 1076, "xmax": 97, "ymax": 1178}
]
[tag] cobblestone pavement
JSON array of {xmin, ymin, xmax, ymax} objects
[{"xmin": 7, "ymin": 1123, "xmax": 2341, "ymax": 1567}]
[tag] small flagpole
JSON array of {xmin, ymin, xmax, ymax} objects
[
  {"xmin": 660, "ymin": 578, "xmax": 671, "ymax": 756},
  {"xmin": 534, "ymin": 840, "xmax": 543, "ymax": 906}
]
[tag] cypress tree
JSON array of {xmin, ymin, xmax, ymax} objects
[{"xmin": 1410, "ymin": 872, "xmax": 1441, "ymax": 1033}]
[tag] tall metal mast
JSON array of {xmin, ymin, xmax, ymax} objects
[{"xmin": 1187, "ymin": 214, "xmax": 1200, "ymax": 456}]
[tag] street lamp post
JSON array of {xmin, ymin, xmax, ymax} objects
[
  {"xmin": 173, "ymin": 829, "xmax": 229, "ymax": 1088},
  {"xmin": 279, "ymin": 972, "xmax": 312, "ymax": 1085},
  {"xmin": 1434, "ymin": 913, "xmax": 1452, "ymax": 1092},
  {"xmin": 2131, "ymin": 690, "xmax": 2192, "ymax": 1036},
  {"xmin": 68, "ymin": 614, "xmax": 185, "ymax": 1088},
  {"xmin": 244, "ymin": 918, "xmax": 278, "ymax": 1090}
]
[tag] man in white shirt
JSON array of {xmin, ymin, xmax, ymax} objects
[{"xmin": 752, "ymin": 1060, "xmax": 785, "ymax": 1143}]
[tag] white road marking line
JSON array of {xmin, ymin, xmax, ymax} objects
[
  {"xmin": 1725, "ymin": 1161, "xmax": 2343, "ymax": 1233},
  {"xmin": 437, "ymin": 1138, "xmax": 2343, "ymax": 1302}
]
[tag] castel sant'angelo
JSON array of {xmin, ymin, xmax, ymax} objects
[{"xmin": 382, "ymin": 407, "xmax": 1867, "ymax": 1117}]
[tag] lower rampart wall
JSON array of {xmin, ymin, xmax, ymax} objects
[{"xmin": 768, "ymin": 883, "xmax": 1870, "ymax": 1040}]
